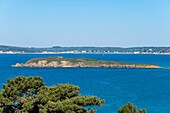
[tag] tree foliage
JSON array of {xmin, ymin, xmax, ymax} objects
[
  {"xmin": 0, "ymin": 76, "xmax": 104, "ymax": 113},
  {"xmin": 118, "ymin": 102, "xmax": 146, "ymax": 113}
]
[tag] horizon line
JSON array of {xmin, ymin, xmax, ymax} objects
[{"xmin": 0, "ymin": 44, "xmax": 170, "ymax": 48}]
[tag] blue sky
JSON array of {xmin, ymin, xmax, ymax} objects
[{"xmin": 0, "ymin": 0, "xmax": 170, "ymax": 47}]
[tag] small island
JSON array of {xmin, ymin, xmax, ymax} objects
[{"xmin": 12, "ymin": 56, "xmax": 160, "ymax": 68}]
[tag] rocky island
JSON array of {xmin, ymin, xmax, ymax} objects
[{"xmin": 12, "ymin": 56, "xmax": 160, "ymax": 68}]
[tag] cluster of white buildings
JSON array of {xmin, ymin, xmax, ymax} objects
[
  {"xmin": 0, "ymin": 51, "xmax": 22, "ymax": 54},
  {"xmin": 0, "ymin": 50, "xmax": 170, "ymax": 54}
]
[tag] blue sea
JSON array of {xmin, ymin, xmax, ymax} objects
[{"xmin": 0, "ymin": 54, "xmax": 170, "ymax": 113}]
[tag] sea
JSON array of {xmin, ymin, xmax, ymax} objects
[{"xmin": 0, "ymin": 54, "xmax": 170, "ymax": 113}]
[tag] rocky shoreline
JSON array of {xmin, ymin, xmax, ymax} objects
[{"xmin": 12, "ymin": 57, "xmax": 160, "ymax": 69}]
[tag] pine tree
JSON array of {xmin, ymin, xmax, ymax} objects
[
  {"xmin": 118, "ymin": 102, "xmax": 146, "ymax": 113},
  {"xmin": 0, "ymin": 76, "xmax": 104, "ymax": 113}
]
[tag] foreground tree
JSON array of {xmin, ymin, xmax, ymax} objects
[
  {"xmin": 0, "ymin": 76, "xmax": 104, "ymax": 113},
  {"xmin": 118, "ymin": 102, "xmax": 146, "ymax": 113}
]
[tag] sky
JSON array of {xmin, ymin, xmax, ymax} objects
[{"xmin": 0, "ymin": 0, "xmax": 170, "ymax": 47}]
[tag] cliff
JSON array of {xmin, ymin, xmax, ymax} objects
[{"xmin": 12, "ymin": 56, "xmax": 160, "ymax": 68}]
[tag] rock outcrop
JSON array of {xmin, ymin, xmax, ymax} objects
[{"xmin": 12, "ymin": 56, "xmax": 160, "ymax": 69}]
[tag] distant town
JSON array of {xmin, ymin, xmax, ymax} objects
[{"xmin": 0, "ymin": 45, "xmax": 170, "ymax": 54}]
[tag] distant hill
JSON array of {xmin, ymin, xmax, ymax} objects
[{"xmin": 0, "ymin": 45, "xmax": 170, "ymax": 54}]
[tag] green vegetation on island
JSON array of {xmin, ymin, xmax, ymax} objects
[
  {"xmin": 13, "ymin": 56, "xmax": 160, "ymax": 68},
  {"xmin": 0, "ymin": 76, "xmax": 146, "ymax": 113}
]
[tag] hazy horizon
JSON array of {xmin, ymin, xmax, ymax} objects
[
  {"xmin": 0, "ymin": 0, "xmax": 170, "ymax": 47},
  {"xmin": 0, "ymin": 44, "xmax": 170, "ymax": 48}
]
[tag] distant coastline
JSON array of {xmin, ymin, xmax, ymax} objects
[
  {"xmin": 0, "ymin": 45, "xmax": 170, "ymax": 55},
  {"xmin": 1, "ymin": 51, "xmax": 170, "ymax": 55}
]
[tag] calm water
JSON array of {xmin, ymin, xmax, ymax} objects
[{"xmin": 0, "ymin": 54, "xmax": 170, "ymax": 113}]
